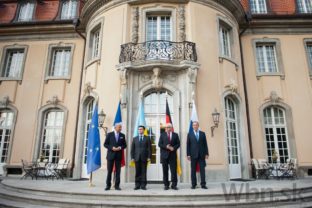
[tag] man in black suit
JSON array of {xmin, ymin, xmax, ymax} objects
[
  {"xmin": 158, "ymin": 123, "xmax": 180, "ymax": 190},
  {"xmin": 104, "ymin": 123, "xmax": 127, "ymax": 191},
  {"xmin": 131, "ymin": 125, "xmax": 151, "ymax": 190},
  {"xmin": 187, "ymin": 121, "xmax": 209, "ymax": 189}
]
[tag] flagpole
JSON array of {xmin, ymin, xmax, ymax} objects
[{"xmin": 89, "ymin": 173, "xmax": 95, "ymax": 187}]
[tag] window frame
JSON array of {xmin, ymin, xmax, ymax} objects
[
  {"xmin": 60, "ymin": 0, "xmax": 79, "ymax": 20},
  {"xmin": 45, "ymin": 43, "xmax": 75, "ymax": 82},
  {"xmin": 297, "ymin": 0, "xmax": 312, "ymax": 14},
  {"xmin": 252, "ymin": 38, "xmax": 285, "ymax": 79},
  {"xmin": 304, "ymin": 39, "xmax": 312, "ymax": 79},
  {"xmin": 141, "ymin": 7, "xmax": 177, "ymax": 42},
  {"xmin": 17, "ymin": 1, "xmax": 36, "ymax": 22},
  {"xmin": 218, "ymin": 19, "xmax": 234, "ymax": 59},
  {"xmin": 0, "ymin": 45, "xmax": 28, "ymax": 83},
  {"xmin": 249, "ymin": 0, "xmax": 268, "ymax": 14},
  {"xmin": 85, "ymin": 18, "xmax": 104, "ymax": 66}
]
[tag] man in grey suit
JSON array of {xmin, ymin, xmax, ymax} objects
[
  {"xmin": 187, "ymin": 121, "xmax": 209, "ymax": 189},
  {"xmin": 131, "ymin": 125, "xmax": 151, "ymax": 190}
]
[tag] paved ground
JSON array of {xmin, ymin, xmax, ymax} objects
[{"xmin": 2, "ymin": 176, "xmax": 312, "ymax": 196}]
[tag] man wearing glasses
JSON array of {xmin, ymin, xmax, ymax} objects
[{"xmin": 158, "ymin": 123, "xmax": 180, "ymax": 190}]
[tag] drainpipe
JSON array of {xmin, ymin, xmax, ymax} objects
[
  {"xmin": 239, "ymin": 13, "xmax": 253, "ymax": 160},
  {"xmin": 71, "ymin": 18, "xmax": 86, "ymax": 177}
]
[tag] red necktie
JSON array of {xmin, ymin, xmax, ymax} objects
[{"xmin": 168, "ymin": 133, "xmax": 171, "ymax": 143}]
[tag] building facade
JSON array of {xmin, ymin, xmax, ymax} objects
[{"xmin": 0, "ymin": 0, "xmax": 311, "ymax": 182}]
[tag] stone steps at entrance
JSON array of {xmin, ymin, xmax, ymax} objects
[{"xmin": 1, "ymin": 178, "xmax": 312, "ymax": 207}]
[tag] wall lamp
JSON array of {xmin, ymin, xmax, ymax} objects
[
  {"xmin": 98, "ymin": 109, "xmax": 108, "ymax": 135},
  {"xmin": 211, "ymin": 108, "xmax": 220, "ymax": 137}
]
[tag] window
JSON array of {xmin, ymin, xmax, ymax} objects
[
  {"xmin": 263, "ymin": 106, "xmax": 289, "ymax": 164},
  {"xmin": 250, "ymin": 0, "xmax": 267, "ymax": 14},
  {"xmin": 40, "ymin": 110, "xmax": 64, "ymax": 163},
  {"xmin": 306, "ymin": 43, "xmax": 312, "ymax": 72},
  {"xmin": 90, "ymin": 28, "xmax": 100, "ymax": 60},
  {"xmin": 1, "ymin": 49, "xmax": 25, "ymax": 79},
  {"xmin": 0, "ymin": 111, "xmax": 14, "ymax": 164},
  {"xmin": 146, "ymin": 14, "xmax": 171, "ymax": 41},
  {"xmin": 83, "ymin": 99, "xmax": 95, "ymax": 164},
  {"xmin": 18, "ymin": 2, "xmax": 35, "ymax": 22},
  {"xmin": 256, "ymin": 44, "xmax": 278, "ymax": 73},
  {"xmin": 297, "ymin": 0, "xmax": 312, "ymax": 13},
  {"xmin": 61, "ymin": 0, "xmax": 78, "ymax": 20},
  {"xmin": 48, "ymin": 47, "xmax": 72, "ymax": 78},
  {"xmin": 219, "ymin": 24, "xmax": 232, "ymax": 58}
]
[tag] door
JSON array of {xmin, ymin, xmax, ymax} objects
[
  {"xmin": 81, "ymin": 99, "xmax": 95, "ymax": 178},
  {"xmin": 0, "ymin": 111, "xmax": 13, "ymax": 175},
  {"xmin": 144, "ymin": 91, "xmax": 173, "ymax": 181},
  {"xmin": 225, "ymin": 97, "xmax": 242, "ymax": 179}
]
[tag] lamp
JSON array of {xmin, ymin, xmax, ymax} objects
[
  {"xmin": 211, "ymin": 108, "xmax": 220, "ymax": 137},
  {"xmin": 98, "ymin": 109, "xmax": 108, "ymax": 135}
]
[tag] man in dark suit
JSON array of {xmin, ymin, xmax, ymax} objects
[
  {"xmin": 187, "ymin": 121, "xmax": 209, "ymax": 189},
  {"xmin": 131, "ymin": 125, "xmax": 151, "ymax": 190},
  {"xmin": 158, "ymin": 123, "xmax": 180, "ymax": 190},
  {"xmin": 104, "ymin": 123, "xmax": 127, "ymax": 191}
]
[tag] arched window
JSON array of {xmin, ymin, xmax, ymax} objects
[
  {"xmin": 40, "ymin": 109, "xmax": 64, "ymax": 163},
  {"xmin": 263, "ymin": 106, "xmax": 289, "ymax": 163},
  {"xmin": 81, "ymin": 98, "xmax": 95, "ymax": 178},
  {"xmin": 0, "ymin": 111, "xmax": 14, "ymax": 164}
]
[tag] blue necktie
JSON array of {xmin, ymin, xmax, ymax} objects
[
  {"xmin": 115, "ymin": 133, "xmax": 119, "ymax": 142},
  {"xmin": 196, "ymin": 131, "xmax": 199, "ymax": 141}
]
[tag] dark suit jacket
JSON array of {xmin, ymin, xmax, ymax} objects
[
  {"xmin": 158, "ymin": 132, "xmax": 180, "ymax": 162},
  {"xmin": 104, "ymin": 131, "xmax": 127, "ymax": 161},
  {"xmin": 131, "ymin": 135, "xmax": 152, "ymax": 162},
  {"xmin": 187, "ymin": 130, "xmax": 209, "ymax": 159}
]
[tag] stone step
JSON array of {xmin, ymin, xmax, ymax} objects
[{"xmin": 1, "ymin": 182, "xmax": 312, "ymax": 207}]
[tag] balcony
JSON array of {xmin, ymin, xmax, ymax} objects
[{"xmin": 119, "ymin": 40, "xmax": 197, "ymax": 64}]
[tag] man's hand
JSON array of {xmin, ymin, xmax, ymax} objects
[
  {"xmin": 166, "ymin": 144, "xmax": 171, "ymax": 150},
  {"xmin": 169, "ymin": 146, "xmax": 174, "ymax": 151},
  {"xmin": 187, "ymin": 156, "xmax": 191, "ymax": 161},
  {"xmin": 112, "ymin": 147, "xmax": 122, "ymax": 151}
]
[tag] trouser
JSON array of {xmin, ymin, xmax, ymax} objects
[
  {"xmin": 106, "ymin": 159, "xmax": 121, "ymax": 188},
  {"xmin": 135, "ymin": 159, "xmax": 147, "ymax": 188},
  {"xmin": 191, "ymin": 157, "xmax": 206, "ymax": 187},
  {"xmin": 162, "ymin": 156, "xmax": 177, "ymax": 188}
]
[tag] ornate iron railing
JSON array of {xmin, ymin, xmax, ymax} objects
[{"xmin": 119, "ymin": 40, "xmax": 197, "ymax": 63}]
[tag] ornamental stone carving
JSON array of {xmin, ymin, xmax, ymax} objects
[
  {"xmin": 178, "ymin": 5, "xmax": 186, "ymax": 42},
  {"xmin": 84, "ymin": 82, "xmax": 95, "ymax": 96},
  {"xmin": 47, "ymin": 95, "xmax": 61, "ymax": 106},
  {"xmin": 131, "ymin": 7, "xmax": 139, "ymax": 43},
  {"xmin": 152, "ymin": 67, "xmax": 163, "ymax": 90},
  {"xmin": 224, "ymin": 79, "xmax": 238, "ymax": 94},
  {"xmin": 265, "ymin": 91, "xmax": 283, "ymax": 104},
  {"xmin": 0, "ymin": 96, "xmax": 10, "ymax": 108}
]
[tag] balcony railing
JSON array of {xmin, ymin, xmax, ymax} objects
[{"xmin": 119, "ymin": 40, "xmax": 197, "ymax": 63}]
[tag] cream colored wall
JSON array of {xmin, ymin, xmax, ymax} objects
[
  {"xmin": 187, "ymin": 2, "xmax": 249, "ymax": 173},
  {"xmin": 0, "ymin": 37, "xmax": 84, "ymax": 165},
  {"xmin": 242, "ymin": 34, "xmax": 312, "ymax": 167}
]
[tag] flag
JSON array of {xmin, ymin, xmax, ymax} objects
[
  {"xmin": 86, "ymin": 104, "xmax": 101, "ymax": 174},
  {"xmin": 130, "ymin": 99, "xmax": 148, "ymax": 167},
  {"xmin": 189, "ymin": 100, "xmax": 200, "ymax": 172},
  {"xmin": 165, "ymin": 99, "xmax": 182, "ymax": 176},
  {"xmin": 113, "ymin": 101, "xmax": 125, "ymax": 172}
]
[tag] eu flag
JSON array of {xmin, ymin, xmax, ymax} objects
[{"xmin": 86, "ymin": 104, "xmax": 101, "ymax": 174}]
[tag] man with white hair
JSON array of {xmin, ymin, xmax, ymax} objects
[
  {"xmin": 187, "ymin": 121, "xmax": 209, "ymax": 189},
  {"xmin": 158, "ymin": 123, "xmax": 180, "ymax": 190},
  {"xmin": 104, "ymin": 123, "xmax": 127, "ymax": 191}
]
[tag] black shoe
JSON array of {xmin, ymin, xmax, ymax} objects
[
  {"xmin": 191, "ymin": 186, "xmax": 196, "ymax": 189},
  {"xmin": 164, "ymin": 186, "xmax": 169, "ymax": 190},
  {"xmin": 201, "ymin": 186, "xmax": 208, "ymax": 189},
  {"xmin": 134, "ymin": 187, "xmax": 140, "ymax": 190},
  {"xmin": 171, "ymin": 187, "xmax": 178, "ymax": 190},
  {"xmin": 105, "ymin": 187, "xmax": 110, "ymax": 191},
  {"xmin": 115, "ymin": 187, "xmax": 121, "ymax": 190},
  {"xmin": 141, "ymin": 187, "xmax": 147, "ymax": 190}
]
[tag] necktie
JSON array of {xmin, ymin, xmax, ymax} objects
[
  {"xmin": 115, "ymin": 133, "xmax": 119, "ymax": 142},
  {"xmin": 168, "ymin": 133, "xmax": 171, "ymax": 143},
  {"xmin": 196, "ymin": 131, "xmax": 199, "ymax": 141},
  {"xmin": 140, "ymin": 135, "xmax": 143, "ymax": 142}
]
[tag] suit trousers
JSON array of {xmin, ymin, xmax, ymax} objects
[
  {"xmin": 135, "ymin": 159, "xmax": 147, "ymax": 188},
  {"xmin": 162, "ymin": 154, "xmax": 177, "ymax": 188},
  {"xmin": 191, "ymin": 157, "xmax": 206, "ymax": 187},
  {"xmin": 106, "ymin": 159, "xmax": 121, "ymax": 188}
]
